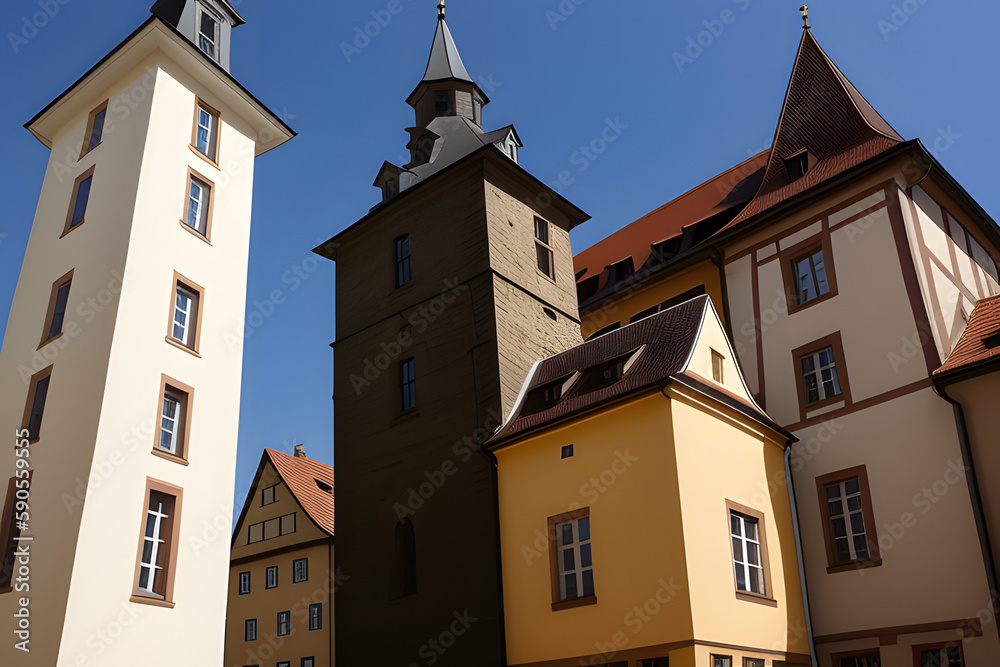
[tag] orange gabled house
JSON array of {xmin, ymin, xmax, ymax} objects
[{"xmin": 225, "ymin": 447, "xmax": 335, "ymax": 667}]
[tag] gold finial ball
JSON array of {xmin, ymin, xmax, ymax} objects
[{"xmin": 438, "ymin": 0, "xmax": 446, "ymax": 19}]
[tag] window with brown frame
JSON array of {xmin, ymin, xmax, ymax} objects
[
  {"xmin": 534, "ymin": 217, "xmax": 555, "ymax": 280},
  {"xmin": 63, "ymin": 166, "xmax": 95, "ymax": 236},
  {"xmin": 0, "ymin": 474, "xmax": 31, "ymax": 592},
  {"xmin": 22, "ymin": 366, "xmax": 53, "ymax": 443},
  {"xmin": 167, "ymin": 273, "xmax": 205, "ymax": 354},
  {"xmin": 191, "ymin": 98, "xmax": 220, "ymax": 163},
  {"xmin": 712, "ymin": 349, "xmax": 725, "ymax": 384},
  {"xmin": 791, "ymin": 332, "xmax": 852, "ymax": 423},
  {"xmin": 548, "ymin": 508, "xmax": 595, "ymax": 611},
  {"xmin": 816, "ymin": 465, "xmax": 881, "ymax": 574},
  {"xmin": 912, "ymin": 641, "xmax": 963, "ymax": 667},
  {"xmin": 40, "ymin": 269, "xmax": 73, "ymax": 347},
  {"xmin": 779, "ymin": 234, "xmax": 838, "ymax": 314},
  {"xmin": 182, "ymin": 169, "xmax": 214, "ymax": 240},
  {"xmin": 712, "ymin": 656, "xmax": 732, "ymax": 667},
  {"xmin": 81, "ymin": 101, "xmax": 108, "ymax": 158},
  {"xmin": 638, "ymin": 658, "xmax": 668, "ymax": 667},
  {"xmin": 743, "ymin": 660, "xmax": 765, "ymax": 667},
  {"xmin": 726, "ymin": 500, "xmax": 775, "ymax": 606},
  {"xmin": 833, "ymin": 648, "xmax": 881, "ymax": 667},
  {"xmin": 155, "ymin": 376, "xmax": 194, "ymax": 463},
  {"xmin": 131, "ymin": 478, "xmax": 182, "ymax": 606}
]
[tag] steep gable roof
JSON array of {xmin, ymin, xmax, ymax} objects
[
  {"xmin": 935, "ymin": 295, "xmax": 1000, "ymax": 378},
  {"xmin": 266, "ymin": 449, "xmax": 335, "ymax": 536},
  {"xmin": 726, "ymin": 28, "xmax": 903, "ymax": 228}
]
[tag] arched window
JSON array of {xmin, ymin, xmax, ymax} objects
[{"xmin": 393, "ymin": 519, "xmax": 417, "ymax": 598}]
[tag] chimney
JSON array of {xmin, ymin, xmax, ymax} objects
[{"xmin": 294, "ymin": 444, "xmax": 306, "ymax": 458}]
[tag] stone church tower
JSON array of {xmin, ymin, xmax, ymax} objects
[{"xmin": 314, "ymin": 4, "xmax": 589, "ymax": 665}]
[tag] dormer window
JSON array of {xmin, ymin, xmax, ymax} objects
[
  {"xmin": 434, "ymin": 91, "xmax": 454, "ymax": 117},
  {"xmin": 606, "ymin": 258, "xmax": 635, "ymax": 286},
  {"xmin": 784, "ymin": 150, "xmax": 809, "ymax": 182},
  {"xmin": 521, "ymin": 373, "xmax": 579, "ymax": 416},
  {"xmin": 198, "ymin": 5, "xmax": 221, "ymax": 61},
  {"xmin": 985, "ymin": 330, "xmax": 1000, "ymax": 351},
  {"xmin": 315, "ymin": 479, "xmax": 333, "ymax": 494},
  {"xmin": 576, "ymin": 349, "xmax": 642, "ymax": 395}
]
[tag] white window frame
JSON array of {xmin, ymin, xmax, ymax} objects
[
  {"xmin": 730, "ymin": 511, "xmax": 765, "ymax": 596},
  {"xmin": 826, "ymin": 477, "xmax": 871, "ymax": 562},
  {"xmin": 238, "ymin": 571, "xmax": 250, "ymax": 595},
  {"xmin": 195, "ymin": 103, "xmax": 218, "ymax": 159},
  {"xmin": 801, "ymin": 346, "xmax": 842, "ymax": 404},
  {"xmin": 555, "ymin": 516, "xmax": 594, "ymax": 601},
  {"xmin": 308, "ymin": 603, "xmax": 322, "ymax": 630},
  {"xmin": 293, "ymin": 558, "xmax": 308, "ymax": 583},
  {"xmin": 266, "ymin": 565, "xmax": 278, "ymax": 589},
  {"xmin": 159, "ymin": 392, "xmax": 182, "ymax": 454},
  {"xmin": 172, "ymin": 285, "xmax": 196, "ymax": 346},
  {"xmin": 197, "ymin": 4, "xmax": 221, "ymax": 61},
  {"xmin": 186, "ymin": 176, "xmax": 209, "ymax": 235},
  {"xmin": 793, "ymin": 247, "xmax": 830, "ymax": 305},
  {"xmin": 277, "ymin": 610, "xmax": 291, "ymax": 637},
  {"xmin": 139, "ymin": 495, "xmax": 170, "ymax": 596}
]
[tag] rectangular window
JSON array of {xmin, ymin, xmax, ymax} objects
[
  {"xmin": 244, "ymin": 618, "xmax": 257, "ymax": 642},
  {"xmin": 401, "ymin": 358, "xmax": 416, "ymax": 412},
  {"xmin": 238, "ymin": 571, "xmax": 250, "ymax": 595},
  {"xmin": 730, "ymin": 511, "xmax": 764, "ymax": 595},
  {"xmin": 266, "ymin": 566, "xmax": 277, "ymax": 589},
  {"xmin": 308, "ymin": 603, "xmax": 322, "ymax": 630},
  {"xmin": 781, "ymin": 235, "xmax": 838, "ymax": 314},
  {"xmin": 793, "ymin": 247, "xmax": 830, "ymax": 305},
  {"xmin": 277, "ymin": 610, "xmax": 291, "ymax": 637},
  {"xmin": 792, "ymin": 333, "xmax": 852, "ymax": 422},
  {"xmin": 22, "ymin": 366, "xmax": 53, "ymax": 443},
  {"xmin": 192, "ymin": 99, "xmax": 220, "ymax": 162},
  {"xmin": 434, "ymin": 91, "xmax": 452, "ymax": 116},
  {"xmin": 248, "ymin": 513, "xmax": 296, "ymax": 544},
  {"xmin": 40, "ymin": 270, "xmax": 73, "ymax": 346},
  {"xmin": 64, "ymin": 167, "xmax": 95, "ymax": 235},
  {"xmin": 132, "ymin": 480, "xmax": 182, "ymax": 604},
  {"xmin": 817, "ymin": 466, "xmax": 881, "ymax": 573},
  {"xmin": 302, "ymin": 658, "xmax": 315, "ymax": 667},
  {"xmin": 395, "ymin": 235, "xmax": 412, "ymax": 287},
  {"xmin": 555, "ymin": 514, "xmax": 594, "ymax": 602},
  {"xmin": 168, "ymin": 274, "xmax": 204, "ymax": 352},
  {"xmin": 199, "ymin": 7, "xmax": 219, "ymax": 60},
  {"xmin": 1, "ymin": 475, "xmax": 31, "ymax": 590},
  {"xmin": 744, "ymin": 660, "xmax": 765, "ymax": 667},
  {"xmin": 835, "ymin": 650, "xmax": 881, "ymax": 667},
  {"xmin": 534, "ymin": 217, "xmax": 555, "ymax": 279},
  {"xmin": 156, "ymin": 377, "xmax": 193, "ymax": 459},
  {"xmin": 184, "ymin": 172, "xmax": 213, "ymax": 238},
  {"xmin": 712, "ymin": 349, "xmax": 725, "ymax": 384},
  {"xmin": 914, "ymin": 643, "xmax": 963, "ymax": 667},
  {"xmin": 262, "ymin": 485, "xmax": 276, "ymax": 506},
  {"xmin": 712, "ymin": 657, "xmax": 732, "ymax": 667},
  {"xmin": 278, "ymin": 663, "xmax": 290, "ymax": 667},
  {"xmin": 638, "ymin": 659, "xmax": 669, "ymax": 667},
  {"xmin": 82, "ymin": 101, "xmax": 108, "ymax": 157},
  {"xmin": 293, "ymin": 558, "xmax": 308, "ymax": 583},
  {"xmin": 801, "ymin": 346, "xmax": 842, "ymax": 405}
]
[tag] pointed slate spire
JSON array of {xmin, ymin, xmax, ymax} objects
[
  {"xmin": 407, "ymin": 5, "xmax": 489, "ymax": 128},
  {"xmin": 728, "ymin": 26, "xmax": 904, "ymax": 226}
]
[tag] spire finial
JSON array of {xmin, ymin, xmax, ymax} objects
[
  {"xmin": 800, "ymin": 5, "xmax": 810, "ymax": 29},
  {"xmin": 438, "ymin": 0, "xmax": 445, "ymax": 20}
]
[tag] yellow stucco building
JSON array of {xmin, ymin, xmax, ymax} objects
[{"xmin": 486, "ymin": 296, "xmax": 811, "ymax": 667}]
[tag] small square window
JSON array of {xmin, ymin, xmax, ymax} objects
[
  {"xmin": 534, "ymin": 217, "xmax": 555, "ymax": 279},
  {"xmin": 277, "ymin": 610, "xmax": 291, "ymax": 637},
  {"xmin": 244, "ymin": 618, "xmax": 257, "ymax": 642},
  {"xmin": 711, "ymin": 349, "xmax": 725, "ymax": 384},
  {"xmin": 784, "ymin": 150, "xmax": 809, "ymax": 181},
  {"xmin": 302, "ymin": 658, "xmax": 315, "ymax": 667},
  {"xmin": 266, "ymin": 566, "xmax": 278, "ymax": 589},
  {"xmin": 40, "ymin": 270, "xmax": 73, "ymax": 346},
  {"xmin": 192, "ymin": 99, "xmax": 220, "ymax": 162},
  {"xmin": 308, "ymin": 603, "xmax": 322, "ymax": 630},
  {"xmin": 168, "ymin": 274, "xmax": 204, "ymax": 353},
  {"xmin": 561, "ymin": 445, "xmax": 574, "ymax": 460},
  {"xmin": 64, "ymin": 167, "xmax": 95, "ymax": 235},
  {"xmin": 401, "ymin": 358, "xmax": 416, "ymax": 412},
  {"xmin": 81, "ymin": 101, "xmax": 108, "ymax": 157},
  {"xmin": 238, "ymin": 571, "xmax": 250, "ymax": 595},
  {"xmin": 183, "ymin": 172, "xmax": 213, "ymax": 238},
  {"xmin": 22, "ymin": 366, "xmax": 53, "ymax": 443},
  {"xmin": 157, "ymin": 378, "xmax": 192, "ymax": 459},
  {"xmin": 293, "ymin": 558, "xmax": 308, "ymax": 583},
  {"xmin": 262, "ymin": 485, "xmax": 276, "ymax": 506}
]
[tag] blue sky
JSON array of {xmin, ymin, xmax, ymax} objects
[{"xmin": 2, "ymin": 0, "xmax": 998, "ymax": 512}]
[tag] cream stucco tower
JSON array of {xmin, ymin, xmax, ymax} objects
[{"xmin": 0, "ymin": 2, "xmax": 293, "ymax": 665}]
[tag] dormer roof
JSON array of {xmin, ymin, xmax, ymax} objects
[{"xmin": 151, "ymin": 0, "xmax": 245, "ymax": 27}]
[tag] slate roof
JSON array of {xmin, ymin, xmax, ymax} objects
[
  {"xmin": 266, "ymin": 449, "xmax": 335, "ymax": 536},
  {"xmin": 150, "ymin": 0, "xmax": 245, "ymax": 27},
  {"xmin": 407, "ymin": 14, "xmax": 487, "ymax": 105},
  {"xmin": 935, "ymin": 295, "xmax": 1000, "ymax": 379},
  {"xmin": 486, "ymin": 296, "xmax": 789, "ymax": 448}
]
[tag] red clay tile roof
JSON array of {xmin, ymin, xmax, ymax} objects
[
  {"xmin": 935, "ymin": 295, "xmax": 1000, "ymax": 377},
  {"xmin": 573, "ymin": 150, "xmax": 769, "ymax": 292},
  {"xmin": 725, "ymin": 29, "xmax": 903, "ymax": 229},
  {"xmin": 267, "ymin": 449, "xmax": 335, "ymax": 536}
]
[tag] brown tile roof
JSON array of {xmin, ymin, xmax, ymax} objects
[
  {"xmin": 935, "ymin": 295, "xmax": 1000, "ymax": 378},
  {"xmin": 266, "ymin": 449, "xmax": 335, "ymax": 536},
  {"xmin": 485, "ymin": 296, "xmax": 789, "ymax": 448},
  {"xmin": 725, "ymin": 29, "xmax": 903, "ymax": 229},
  {"xmin": 573, "ymin": 151, "xmax": 768, "ymax": 299}
]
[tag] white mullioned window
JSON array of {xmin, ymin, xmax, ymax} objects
[
  {"xmin": 239, "ymin": 571, "xmax": 250, "ymax": 595},
  {"xmin": 186, "ymin": 177, "xmax": 210, "ymax": 235},
  {"xmin": 159, "ymin": 393, "xmax": 181, "ymax": 454},
  {"xmin": 293, "ymin": 558, "xmax": 308, "ymax": 583},
  {"xmin": 173, "ymin": 285, "xmax": 196, "ymax": 346},
  {"xmin": 556, "ymin": 516, "xmax": 594, "ymax": 600},
  {"xmin": 826, "ymin": 477, "xmax": 870, "ymax": 562},
  {"xmin": 195, "ymin": 104, "xmax": 218, "ymax": 159},
  {"xmin": 198, "ymin": 5, "xmax": 220, "ymax": 60},
  {"xmin": 801, "ymin": 346, "xmax": 842, "ymax": 404},
  {"xmin": 277, "ymin": 610, "xmax": 291, "ymax": 637},
  {"xmin": 266, "ymin": 565, "xmax": 278, "ymax": 588},
  {"xmin": 730, "ymin": 511, "xmax": 765, "ymax": 595},
  {"xmin": 139, "ymin": 492, "xmax": 170, "ymax": 595}
]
